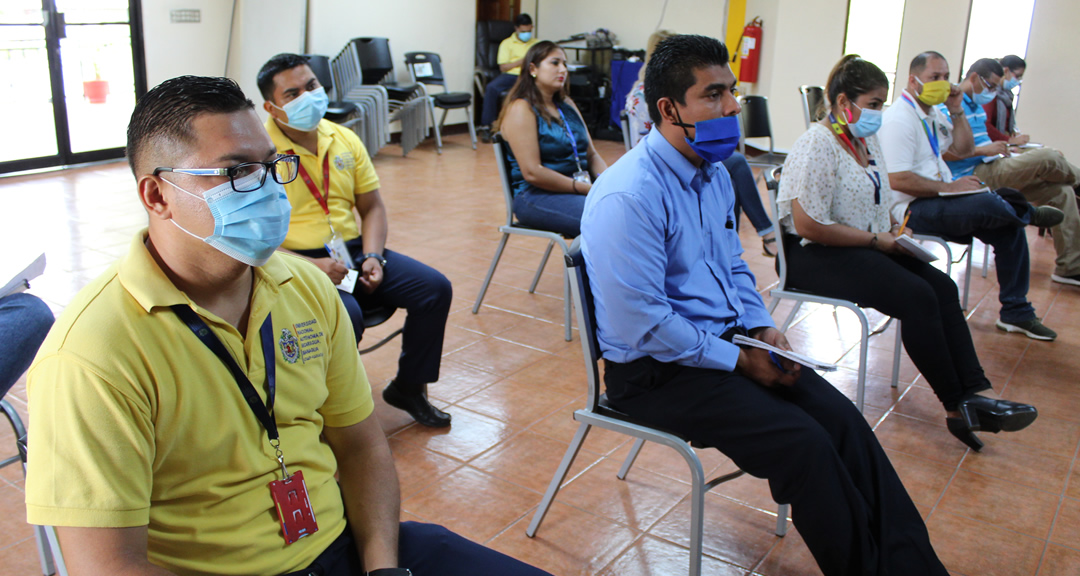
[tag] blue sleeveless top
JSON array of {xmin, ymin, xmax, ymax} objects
[{"xmin": 507, "ymin": 101, "xmax": 590, "ymax": 197}]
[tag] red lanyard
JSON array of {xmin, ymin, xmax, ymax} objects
[{"xmin": 287, "ymin": 150, "xmax": 331, "ymax": 217}]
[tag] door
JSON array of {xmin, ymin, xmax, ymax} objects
[{"xmin": 0, "ymin": 0, "xmax": 146, "ymax": 174}]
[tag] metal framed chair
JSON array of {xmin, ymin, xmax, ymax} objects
[
  {"xmin": 619, "ymin": 110, "xmax": 632, "ymax": 152},
  {"xmin": 404, "ymin": 51, "xmax": 478, "ymax": 153},
  {"xmin": 798, "ymin": 85, "xmax": 825, "ymax": 129},
  {"xmin": 4, "ymin": 400, "xmax": 65, "ymax": 576},
  {"xmin": 526, "ymin": 240, "xmax": 789, "ymax": 576},
  {"xmin": 472, "ymin": 133, "xmax": 573, "ymax": 342},
  {"xmin": 303, "ymin": 54, "xmax": 361, "ymax": 128},
  {"xmin": 737, "ymin": 95, "xmax": 787, "ymax": 168},
  {"xmin": 357, "ymin": 304, "xmax": 404, "ymax": 355}
]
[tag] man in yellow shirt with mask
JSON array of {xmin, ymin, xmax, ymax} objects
[{"xmin": 480, "ymin": 13, "xmax": 538, "ymax": 135}]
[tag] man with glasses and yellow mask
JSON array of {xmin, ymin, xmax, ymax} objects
[{"xmin": 879, "ymin": 51, "xmax": 1063, "ymax": 341}]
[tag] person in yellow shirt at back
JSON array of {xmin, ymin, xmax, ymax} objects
[{"xmin": 480, "ymin": 13, "xmax": 538, "ymax": 135}]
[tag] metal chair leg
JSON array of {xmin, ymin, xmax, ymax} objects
[
  {"xmin": 465, "ymin": 106, "xmax": 478, "ymax": 150},
  {"xmin": 473, "ymin": 233, "xmax": 509, "ymax": 314},
  {"xmin": 779, "ymin": 301, "xmax": 802, "ymax": 332},
  {"xmin": 562, "ymin": 270, "xmax": 572, "ymax": 342},
  {"xmin": 527, "ymin": 421, "xmax": 591, "ymax": 537},
  {"xmin": 891, "ymin": 320, "xmax": 903, "ymax": 388},
  {"xmin": 854, "ymin": 308, "xmax": 870, "ymax": 413},
  {"xmin": 775, "ymin": 503, "xmax": 790, "ymax": 536},
  {"xmin": 530, "ymin": 240, "xmax": 555, "ymax": 294},
  {"xmin": 617, "ymin": 438, "xmax": 646, "ymax": 480},
  {"xmin": 982, "ymin": 242, "xmax": 990, "ymax": 278},
  {"xmin": 964, "ymin": 243, "xmax": 975, "ymax": 310}
]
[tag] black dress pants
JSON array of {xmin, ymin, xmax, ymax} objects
[
  {"xmin": 293, "ymin": 237, "xmax": 452, "ymax": 393},
  {"xmin": 783, "ymin": 235, "xmax": 991, "ymax": 411},
  {"xmin": 604, "ymin": 357, "xmax": 948, "ymax": 576}
]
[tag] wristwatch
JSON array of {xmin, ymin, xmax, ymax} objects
[
  {"xmin": 365, "ymin": 569, "xmax": 411, "ymax": 576},
  {"xmin": 361, "ymin": 253, "xmax": 387, "ymax": 268}
]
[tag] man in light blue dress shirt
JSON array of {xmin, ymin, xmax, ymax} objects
[{"xmin": 581, "ymin": 35, "xmax": 947, "ymax": 576}]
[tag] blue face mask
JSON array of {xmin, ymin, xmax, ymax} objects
[
  {"xmin": 166, "ymin": 172, "xmax": 292, "ymax": 267},
  {"xmin": 273, "ymin": 86, "xmax": 328, "ymax": 132},
  {"xmin": 973, "ymin": 88, "xmax": 996, "ymax": 106},
  {"xmin": 673, "ymin": 109, "xmax": 741, "ymax": 164},
  {"xmin": 1003, "ymin": 78, "xmax": 1020, "ymax": 91},
  {"xmin": 847, "ymin": 104, "xmax": 883, "ymax": 138},
  {"xmin": 518, "ymin": 31, "xmax": 532, "ymax": 42}
]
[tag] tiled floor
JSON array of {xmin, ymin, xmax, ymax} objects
[{"xmin": 2, "ymin": 132, "xmax": 1079, "ymax": 575}]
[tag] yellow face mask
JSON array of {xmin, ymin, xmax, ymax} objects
[{"xmin": 915, "ymin": 78, "xmax": 951, "ymax": 106}]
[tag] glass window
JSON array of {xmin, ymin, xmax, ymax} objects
[
  {"xmin": 960, "ymin": 0, "xmax": 1035, "ymax": 79},
  {"xmin": 843, "ymin": 0, "xmax": 907, "ymax": 100}
]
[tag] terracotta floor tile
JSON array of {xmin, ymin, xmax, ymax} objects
[
  {"xmin": 0, "ymin": 483, "xmax": 33, "ymax": 550},
  {"xmin": 505, "ymin": 353, "xmax": 590, "ymax": 400},
  {"xmin": 884, "ymin": 448, "xmax": 957, "ymax": 508},
  {"xmin": 493, "ymin": 316, "xmax": 576, "ymax": 355},
  {"xmin": 1037, "ymin": 543, "xmax": 1080, "ymax": 576},
  {"xmin": 447, "ymin": 306, "xmax": 528, "ymax": 336},
  {"xmin": 823, "ymin": 367, "xmax": 910, "ymax": 411},
  {"xmin": 528, "ymin": 404, "xmax": 631, "ymax": 457},
  {"xmin": 425, "ymin": 359, "xmax": 503, "ymax": 404},
  {"xmin": 487, "ymin": 502, "xmax": 639, "ymax": 576},
  {"xmin": 874, "ymin": 413, "xmax": 970, "ymax": 466},
  {"xmin": 893, "ymin": 384, "xmax": 948, "ymax": 426},
  {"xmin": 1068, "ymin": 460, "xmax": 1080, "ymax": 501},
  {"xmin": 554, "ymin": 458, "xmax": 691, "ymax": 531},
  {"xmin": 648, "ymin": 493, "xmax": 783, "ymax": 570},
  {"xmin": 482, "ymin": 284, "xmax": 570, "ymax": 326},
  {"xmin": 444, "ymin": 337, "xmax": 551, "ymax": 377},
  {"xmin": 960, "ymin": 439, "xmax": 1072, "ymax": 493},
  {"xmin": 836, "ymin": 343, "xmax": 921, "ymax": 385},
  {"xmin": 0, "ymin": 537, "xmax": 46, "ymax": 576},
  {"xmin": 607, "ymin": 438, "xmax": 732, "ymax": 486},
  {"xmin": 402, "ymin": 467, "xmax": 540, "ymax": 542},
  {"xmin": 470, "ymin": 430, "xmax": 602, "ymax": 494},
  {"xmin": 1049, "ymin": 497, "xmax": 1080, "ymax": 549},
  {"xmin": 440, "ymin": 325, "xmax": 488, "ymax": 356},
  {"xmin": 752, "ymin": 528, "xmax": 823, "ymax": 576},
  {"xmin": 992, "ymin": 414, "xmax": 1080, "ymax": 459},
  {"xmin": 595, "ymin": 535, "xmax": 746, "ymax": 576},
  {"xmin": 926, "ymin": 510, "xmax": 1044, "ymax": 576},
  {"xmin": 391, "ymin": 407, "xmax": 519, "ymax": 462},
  {"xmin": 388, "ymin": 437, "xmax": 464, "ymax": 500},
  {"xmin": 457, "ymin": 378, "xmax": 577, "ymax": 429},
  {"xmin": 937, "ymin": 469, "xmax": 1060, "ymax": 539}
]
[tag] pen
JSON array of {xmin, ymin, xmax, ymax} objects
[
  {"xmin": 768, "ymin": 351, "xmax": 787, "ymax": 373},
  {"xmin": 898, "ymin": 210, "xmax": 911, "ymax": 237}
]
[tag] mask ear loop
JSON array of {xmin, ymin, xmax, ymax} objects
[{"xmin": 671, "ymin": 104, "xmax": 695, "ymax": 141}]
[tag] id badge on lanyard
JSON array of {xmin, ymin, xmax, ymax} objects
[
  {"xmin": 556, "ymin": 106, "xmax": 591, "ymax": 185},
  {"xmin": 289, "ymin": 149, "xmax": 352, "ymax": 270},
  {"xmin": 171, "ymin": 306, "xmax": 319, "ymax": 545}
]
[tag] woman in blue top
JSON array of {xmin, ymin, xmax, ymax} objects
[{"xmin": 499, "ymin": 41, "xmax": 607, "ymax": 238}]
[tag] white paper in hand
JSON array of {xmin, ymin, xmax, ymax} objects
[
  {"xmin": 337, "ymin": 269, "xmax": 358, "ymax": 294},
  {"xmin": 894, "ymin": 235, "xmax": 939, "ymax": 263},
  {"xmin": 1, "ymin": 252, "xmax": 46, "ymax": 298},
  {"xmin": 732, "ymin": 335, "xmax": 837, "ymax": 372}
]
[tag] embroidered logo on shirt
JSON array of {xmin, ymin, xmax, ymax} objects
[
  {"xmin": 279, "ymin": 328, "xmax": 301, "ymax": 364},
  {"xmin": 334, "ymin": 152, "xmax": 355, "ymax": 172},
  {"xmin": 292, "ymin": 318, "xmax": 325, "ymax": 363}
]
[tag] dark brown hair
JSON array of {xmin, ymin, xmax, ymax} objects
[
  {"xmin": 497, "ymin": 41, "xmax": 569, "ymax": 128},
  {"xmin": 824, "ymin": 54, "xmax": 889, "ymax": 117}
]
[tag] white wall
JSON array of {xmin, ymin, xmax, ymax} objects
[
  {"xmin": 223, "ymin": 0, "xmax": 305, "ymax": 120},
  {"xmin": 1017, "ymin": 0, "xmax": 1080, "ymax": 161},
  {"xmin": 895, "ymin": 0, "xmax": 970, "ymax": 85},
  {"xmin": 536, "ymin": 0, "xmax": 726, "ymax": 53},
  {"xmin": 306, "ymin": 0, "xmax": 476, "ymax": 126},
  {"xmin": 141, "ymin": 0, "xmax": 233, "ymax": 87}
]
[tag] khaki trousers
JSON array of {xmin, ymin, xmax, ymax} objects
[{"xmin": 975, "ymin": 147, "xmax": 1080, "ymax": 276}]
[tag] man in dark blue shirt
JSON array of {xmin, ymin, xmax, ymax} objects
[{"xmin": 581, "ymin": 35, "xmax": 948, "ymax": 576}]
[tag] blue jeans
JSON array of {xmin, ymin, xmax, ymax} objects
[
  {"xmin": 0, "ymin": 293, "xmax": 54, "ymax": 398},
  {"xmin": 724, "ymin": 152, "xmax": 774, "ymax": 236},
  {"xmin": 481, "ymin": 73, "xmax": 518, "ymax": 126},
  {"xmin": 512, "ymin": 187, "xmax": 587, "ymax": 238},
  {"xmin": 905, "ymin": 192, "xmax": 1036, "ymax": 323}
]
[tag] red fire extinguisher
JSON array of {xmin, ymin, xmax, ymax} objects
[{"xmin": 734, "ymin": 17, "xmax": 763, "ymax": 83}]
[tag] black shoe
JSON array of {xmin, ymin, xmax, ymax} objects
[
  {"xmin": 477, "ymin": 125, "xmax": 493, "ymax": 143},
  {"xmin": 1030, "ymin": 205, "xmax": 1065, "ymax": 228},
  {"xmin": 947, "ymin": 414, "xmax": 985, "ymax": 451},
  {"xmin": 959, "ymin": 394, "xmax": 1038, "ymax": 433},
  {"xmin": 382, "ymin": 381, "xmax": 451, "ymax": 428}
]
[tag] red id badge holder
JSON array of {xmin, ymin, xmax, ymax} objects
[{"xmin": 269, "ymin": 469, "xmax": 319, "ymax": 544}]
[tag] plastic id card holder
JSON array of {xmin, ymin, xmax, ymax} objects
[
  {"xmin": 572, "ymin": 170, "xmax": 592, "ymax": 185},
  {"xmin": 269, "ymin": 469, "xmax": 319, "ymax": 545},
  {"xmin": 324, "ymin": 230, "xmax": 353, "ymax": 270}
]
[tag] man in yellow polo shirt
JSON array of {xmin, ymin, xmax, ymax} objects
[
  {"xmin": 480, "ymin": 13, "xmax": 538, "ymax": 132},
  {"xmin": 24, "ymin": 75, "xmax": 552, "ymax": 576},
  {"xmin": 257, "ymin": 53, "xmax": 453, "ymax": 428}
]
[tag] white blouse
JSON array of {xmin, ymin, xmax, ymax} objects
[{"xmin": 777, "ymin": 123, "xmax": 894, "ymax": 244}]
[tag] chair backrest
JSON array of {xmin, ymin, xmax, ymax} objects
[
  {"xmin": 476, "ymin": 20, "xmax": 515, "ymax": 77},
  {"xmin": 304, "ymin": 54, "xmax": 336, "ymax": 98},
  {"xmin": 799, "ymin": 85, "xmax": 825, "ymax": 129},
  {"xmin": 763, "ymin": 165, "xmax": 791, "ymax": 289},
  {"xmin": 619, "ymin": 110, "xmax": 632, "ymax": 151},
  {"xmin": 738, "ymin": 95, "xmax": 776, "ymax": 153},
  {"xmin": 353, "ymin": 37, "xmax": 395, "ymax": 85},
  {"xmin": 565, "ymin": 239, "xmax": 603, "ymax": 411},
  {"xmin": 491, "ymin": 133, "xmax": 517, "ymax": 228},
  {"xmin": 404, "ymin": 51, "xmax": 447, "ymax": 89}
]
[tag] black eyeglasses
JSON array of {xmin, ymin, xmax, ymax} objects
[{"xmin": 154, "ymin": 154, "xmax": 300, "ymax": 192}]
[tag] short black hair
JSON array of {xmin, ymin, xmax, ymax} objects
[
  {"xmin": 968, "ymin": 57, "xmax": 1004, "ymax": 80},
  {"xmin": 644, "ymin": 34, "xmax": 730, "ymax": 126},
  {"xmin": 909, "ymin": 51, "xmax": 946, "ymax": 75},
  {"xmin": 126, "ymin": 76, "xmax": 254, "ymax": 177},
  {"xmin": 826, "ymin": 55, "xmax": 889, "ymax": 110},
  {"xmin": 514, "ymin": 13, "xmax": 532, "ymax": 27},
  {"xmin": 257, "ymin": 53, "xmax": 310, "ymax": 101},
  {"xmin": 1000, "ymin": 54, "xmax": 1026, "ymax": 72}
]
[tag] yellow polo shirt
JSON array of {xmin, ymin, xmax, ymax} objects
[
  {"xmin": 26, "ymin": 231, "xmax": 373, "ymax": 576},
  {"xmin": 497, "ymin": 34, "xmax": 538, "ymax": 75},
  {"xmin": 266, "ymin": 118, "xmax": 381, "ymax": 251}
]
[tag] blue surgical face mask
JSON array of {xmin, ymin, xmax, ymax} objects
[
  {"xmin": 847, "ymin": 104, "xmax": 883, "ymax": 138},
  {"xmin": 165, "ymin": 172, "xmax": 292, "ymax": 267},
  {"xmin": 518, "ymin": 31, "xmax": 532, "ymax": 42},
  {"xmin": 1003, "ymin": 78, "xmax": 1020, "ymax": 91},
  {"xmin": 973, "ymin": 88, "xmax": 996, "ymax": 106},
  {"xmin": 273, "ymin": 86, "xmax": 328, "ymax": 132},
  {"xmin": 673, "ymin": 108, "xmax": 741, "ymax": 164}
]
